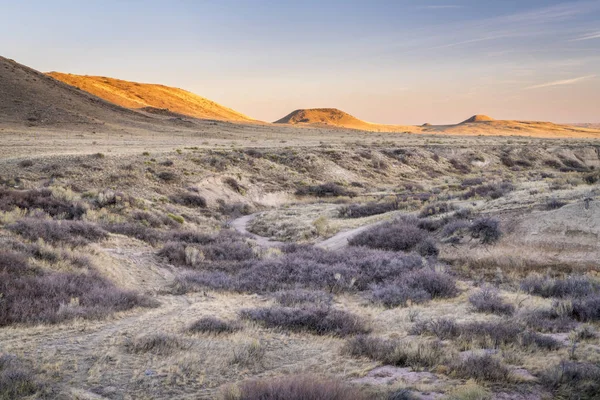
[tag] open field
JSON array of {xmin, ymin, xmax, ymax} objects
[{"xmin": 1, "ymin": 118, "xmax": 599, "ymax": 399}]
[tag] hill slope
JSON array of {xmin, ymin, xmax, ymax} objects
[
  {"xmin": 0, "ymin": 56, "xmax": 157, "ymax": 127},
  {"xmin": 48, "ymin": 72, "xmax": 255, "ymax": 122},
  {"xmin": 274, "ymin": 108, "xmax": 416, "ymax": 132}
]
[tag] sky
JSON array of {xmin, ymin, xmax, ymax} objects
[{"xmin": 1, "ymin": 0, "xmax": 600, "ymax": 124}]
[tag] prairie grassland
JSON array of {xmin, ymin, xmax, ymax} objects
[{"xmin": 1, "ymin": 127, "xmax": 599, "ymax": 399}]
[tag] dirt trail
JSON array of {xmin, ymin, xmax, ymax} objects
[
  {"xmin": 229, "ymin": 214, "xmax": 285, "ymax": 247},
  {"xmin": 230, "ymin": 212, "xmax": 389, "ymax": 250}
]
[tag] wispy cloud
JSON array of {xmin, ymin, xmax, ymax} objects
[
  {"xmin": 421, "ymin": 5, "xmax": 463, "ymax": 10},
  {"xmin": 525, "ymin": 75, "xmax": 596, "ymax": 89},
  {"xmin": 571, "ymin": 31, "xmax": 600, "ymax": 41}
]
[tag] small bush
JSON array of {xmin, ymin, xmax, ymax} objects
[
  {"xmin": 338, "ymin": 201, "xmax": 398, "ymax": 218},
  {"xmin": 521, "ymin": 275, "xmax": 600, "ymax": 299},
  {"xmin": 541, "ymin": 361, "xmax": 600, "ymax": 399},
  {"xmin": 450, "ymin": 354, "xmax": 512, "ymax": 382},
  {"xmin": 224, "ymin": 177, "xmax": 245, "ymax": 194},
  {"xmin": 274, "ymin": 289, "xmax": 333, "ymax": 307},
  {"xmin": 187, "ymin": 317, "xmax": 241, "ymax": 334},
  {"xmin": 170, "ymin": 193, "xmax": 207, "ymax": 208},
  {"xmin": 387, "ymin": 389, "xmax": 418, "ymax": 400},
  {"xmin": 0, "ymin": 355, "xmax": 41, "ymax": 400},
  {"xmin": 223, "ymin": 375, "xmax": 368, "ymax": 400},
  {"xmin": 229, "ymin": 340, "xmax": 265, "ymax": 367},
  {"xmin": 469, "ymin": 217, "xmax": 502, "ymax": 244},
  {"xmin": 461, "ymin": 182, "xmax": 514, "ymax": 200},
  {"xmin": 412, "ymin": 318, "xmax": 561, "ymax": 350},
  {"xmin": 519, "ymin": 308, "xmax": 578, "ymax": 333},
  {"xmin": 124, "ymin": 334, "xmax": 187, "ymax": 355},
  {"xmin": 104, "ymin": 223, "xmax": 164, "ymax": 245},
  {"xmin": 546, "ymin": 198, "xmax": 567, "ymax": 210},
  {"xmin": 369, "ymin": 284, "xmax": 431, "ymax": 308},
  {"xmin": 0, "ymin": 188, "xmax": 86, "ymax": 219},
  {"xmin": 450, "ymin": 159, "xmax": 471, "ymax": 174},
  {"xmin": 157, "ymin": 171, "xmax": 178, "ymax": 182},
  {"xmin": 343, "ymin": 335, "xmax": 446, "ymax": 369},
  {"xmin": 9, "ymin": 218, "xmax": 108, "ymax": 246},
  {"xmin": 469, "ymin": 287, "xmax": 515, "ymax": 315},
  {"xmin": 572, "ymin": 295, "xmax": 600, "ymax": 322},
  {"xmin": 217, "ymin": 199, "xmax": 253, "ymax": 217},
  {"xmin": 349, "ymin": 217, "xmax": 438, "ymax": 257},
  {"xmin": 18, "ymin": 159, "xmax": 34, "ymax": 168},
  {"xmin": 461, "ymin": 177, "xmax": 484, "ymax": 188},
  {"xmin": 295, "ymin": 182, "xmax": 356, "ymax": 198},
  {"xmin": 240, "ymin": 306, "xmax": 370, "ymax": 337},
  {"xmin": 0, "ymin": 265, "xmax": 157, "ymax": 326},
  {"xmin": 419, "ymin": 202, "xmax": 454, "ymax": 218}
]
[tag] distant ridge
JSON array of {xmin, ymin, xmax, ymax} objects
[
  {"xmin": 274, "ymin": 108, "xmax": 415, "ymax": 132},
  {"xmin": 460, "ymin": 115, "xmax": 495, "ymax": 123},
  {"xmin": 47, "ymin": 72, "xmax": 256, "ymax": 122}
]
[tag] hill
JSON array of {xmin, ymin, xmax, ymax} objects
[
  {"xmin": 460, "ymin": 114, "xmax": 495, "ymax": 123},
  {"xmin": 274, "ymin": 108, "xmax": 417, "ymax": 132},
  {"xmin": 47, "ymin": 72, "xmax": 255, "ymax": 123},
  {"xmin": 0, "ymin": 56, "xmax": 157, "ymax": 127},
  {"xmin": 428, "ymin": 115, "xmax": 600, "ymax": 137}
]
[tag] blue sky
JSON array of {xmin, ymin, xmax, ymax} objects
[{"xmin": 2, "ymin": 0, "xmax": 599, "ymax": 124}]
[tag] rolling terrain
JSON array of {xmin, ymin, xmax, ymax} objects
[
  {"xmin": 0, "ymin": 56, "xmax": 157, "ymax": 128},
  {"xmin": 48, "ymin": 72, "xmax": 257, "ymax": 123}
]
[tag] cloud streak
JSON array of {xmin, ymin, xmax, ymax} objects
[
  {"xmin": 421, "ymin": 5, "xmax": 463, "ymax": 10},
  {"xmin": 525, "ymin": 75, "xmax": 596, "ymax": 89},
  {"xmin": 571, "ymin": 31, "xmax": 600, "ymax": 41}
]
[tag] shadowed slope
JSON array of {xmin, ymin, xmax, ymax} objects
[
  {"xmin": 48, "ymin": 72, "xmax": 256, "ymax": 122},
  {"xmin": 0, "ymin": 56, "xmax": 153, "ymax": 126}
]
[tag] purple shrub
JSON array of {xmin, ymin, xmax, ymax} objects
[{"xmin": 240, "ymin": 306, "xmax": 370, "ymax": 337}]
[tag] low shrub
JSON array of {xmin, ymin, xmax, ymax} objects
[
  {"xmin": 217, "ymin": 199, "xmax": 253, "ymax": 217},
  {"xmin": 240, "ymin": 306, "xmax": 370, "ymax": 337},
  {"xmin": 572, "ymin": 295, "xmax": 600, "ymax": 322},
  {"xmin": 412, "ymin": 318, "xmax": 561, "ymax": 350},
  {"xmin": 124, "ymin": 334, "xmax": 187, "ymax": 355},
  {"xmin": 343, "ymin": 335, "xmax": 446, "ymax": 369},
  {"xmin": 224, "ymin": 177, "xmax": 245, "ymax": 194},
  {"xmin": 450, "ymin": 354, "xmax": 512, "ymax": 382},
  {"xmin": 461, "ymin": 177, "xmax": 485, "ymax": 188},
  {"xmin": 369, "ymin": 284, "xmax": 431, "ymax": 308},
  {"xmin": 461, "ymin": 182, "xmax": 514, "ymax": 200},
  {"xmin": 187, "ymin": 317, "xmax": 241, "ymax": 335},
  {"xmin": 338, "ymin": 201, "xmax": 398, "ymax": 218},
  {"xmin": 0, "ymin": 262, "xmax": 157, "ymax": 326},
  {"xmin": 546, "ymin": 198, "xmax": 567, "ymax": 210},
  {"xmin": 169, "ymin": 193, "xmax": 207, "ymax": 208},
  {"xmin": 0, "ymin": 188, "xmax": 86, "ymax": 219},
  {"xmin": 229, "ymin": 340, "xmax": 265, "ymax": 367},
  {"xmin": 295, "ymin": 182, "xmax": 356, "ymax": 198},
  {"xmin": 349, "ymin": 217, "xmax": 438, "ymax": 257},
  {"xmin": 9, "ymin": 218, "xmax": 108, "ymax": 246},
  {"xmin": 519, "ymin": 308, "xmax": 578, "ymax": 333},
  {"xmin": 223, "ymin": 375, "xmax": 368, "ymax": 400},
  {"xmin": 520, "ymin": 275, "xmax": 600, "ymax": 298},
  {"xmin": 0, "ymin": 355, "xmax": 42, "ymax": 400},
  {"xmin": 450, "ymin": 159, "xmax": 471, "ymax": 174},
  {"xmin": 541, "ymin": 361, "xmax": 600, "ymax": 399},
  {"xmin": 104, "ymin": 223, "xmax": 164, "ymax": 245},
  {"xmin": 469, "ymin": 217, "xmax": 502, "ymax": 244},
  {"xmin": 418, "ymin": 202, "xmax": 455, "ymax": 218},
  {"xmin": 157, "ymin": 171, "xmax": 178, "ymax": 182},
  {"xmin": 469, "ymin": 287, "xmax": 515, "ymax": 315},
  {"xmin": 273, "ymin": 289, "xmax": 333, "ymax": 307}
]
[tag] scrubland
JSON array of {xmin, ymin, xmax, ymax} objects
[{"xmin": 0, "ymin": 127, "xmax": 599, "ymax": 399}]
